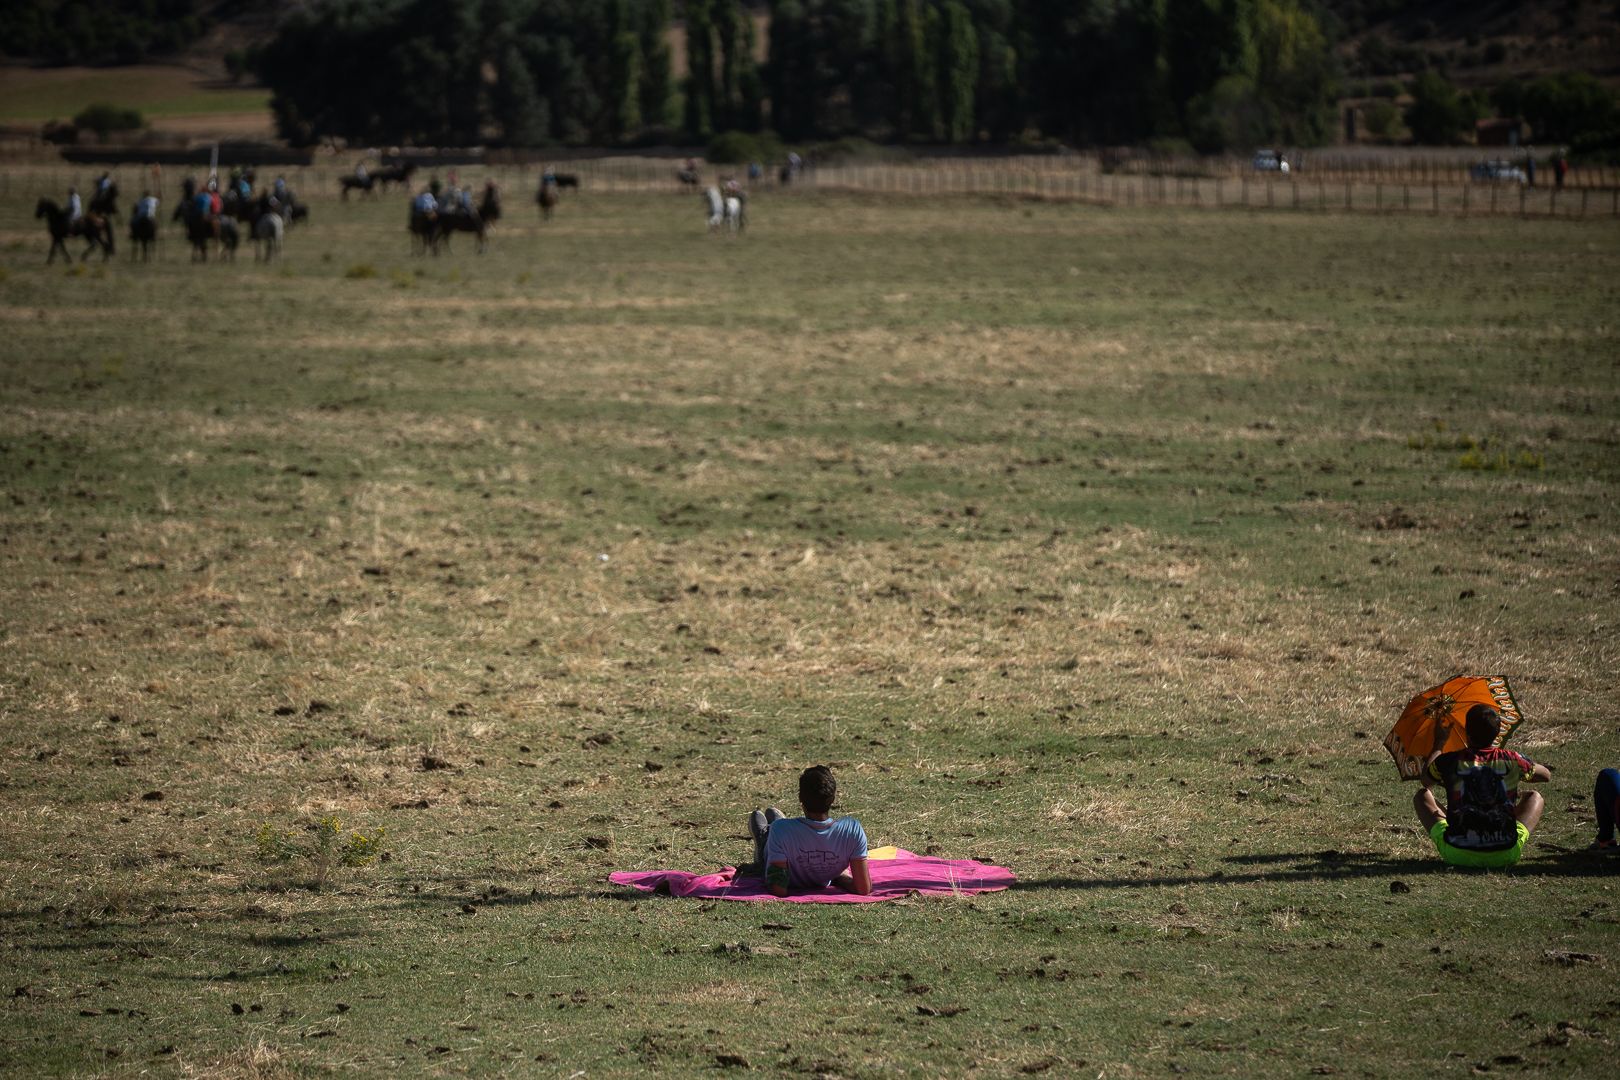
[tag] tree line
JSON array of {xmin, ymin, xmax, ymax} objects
[
  {"xmin": 257, "ymin": 0, "xmax": 1344, "ymax": 151},
  {"xmin": 1, "ymin": 0, "xmax": 208, "ymax": 65}
]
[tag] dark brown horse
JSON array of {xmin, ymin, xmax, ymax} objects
[
  {"xmin": 128, "ymin": 213, "xmax": 158, "ymax": 262},
  {"xmin": 37, "ymin": 198, "xmax": 114, "ymax": 263},
  {"xmin": 89, "ymin": 180, "xmax": 119, "ymax": 222},
  {"xmin": 478, "ymin": 181, "xmax": 501, "ymax": 227},
  {"xmin": 409, "ymin": 209, "xmax": 439, "ymax": 256},
  {"xmin": 434, "ymin": 209, "xmax": 487, "ymax": 253},
  {"xmin": 536, "ymin": 178, "xmax": 559, "ymax": 221}
]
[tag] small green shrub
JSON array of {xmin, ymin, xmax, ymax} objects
[
  {"xmin": 707, "ymin": 129, "xmax": 786, "ymax": 165},
  {"xmin": 256, "ymin": 816, "xmax": 386, "ymax": 890},
  {"xmin": 73, "ymin": 103, "xmax": 143, "ymax": 138}
]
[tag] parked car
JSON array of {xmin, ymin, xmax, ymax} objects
[
  {"xmin": 1252, "ymin": 150, "xmax": 1291, "ymax": 173},
  {"xmin": 1470, "ymin": 160, "xmax": 1527, "ymax": 184}
]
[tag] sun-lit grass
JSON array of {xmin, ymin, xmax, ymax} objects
[
  {"xmin": 0, "ymin": 65, "xmax": 269, "ymax": 122},
  {"xmin": 0, "ymin": 180, "xmax": 1617, "ymax": 1077}
]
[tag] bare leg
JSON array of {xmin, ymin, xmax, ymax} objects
[
  {"xmin": 1413, "ymin": 787, "xmax": 1445, "ymax": 832},
  {"xmin": 1514, "ymin": 789, "xmax": 1544, "ymax": 834}
]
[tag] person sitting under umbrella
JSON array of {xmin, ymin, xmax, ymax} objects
[{"xmin": 1414, "ymin": 704, "xmax": 1550, "ymax": 868}]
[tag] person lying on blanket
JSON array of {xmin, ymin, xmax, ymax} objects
[{"xmin": 747, "ymin": 766, "xmax": 871, "ymax": 896}]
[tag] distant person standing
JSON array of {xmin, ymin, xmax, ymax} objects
[
  {"xmin": 1554, "ymin": 155, "xmax": 1568, "ymax": 189},
  {"xmin": 1591, "ymin": 768, "xmax": 1619, "ymax": 852},
  {"xmin": 1525, "ymin": 151, "xmax": 1536, "ymax": 187}
]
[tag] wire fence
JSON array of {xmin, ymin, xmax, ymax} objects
[{"xmin": 6, "ymin": 154, "xmax": 1618, "ymax": 220}]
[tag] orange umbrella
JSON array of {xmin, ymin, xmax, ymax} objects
[{"xmin": 1384, "ymin": 675, "xmax": 1523, "ymax": 780}]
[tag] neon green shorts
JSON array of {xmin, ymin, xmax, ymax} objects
[{"xmin": 1429, "ymin": 820, "xmax": 1529, "ymax": 868}]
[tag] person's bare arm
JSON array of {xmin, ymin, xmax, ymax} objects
[
  {"xmin": 1526, "ymin": 762, "xmax": 1552, "ymax": 782},
  {"xmin": 765, "ymin": 860, "xmax": 790, "ymax": 897},
  {"xmin": 835, "ymin": 857, "xmax": 871, "ymax": 895}
]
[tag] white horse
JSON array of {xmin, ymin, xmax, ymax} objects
[
  {"xmin": 724, "ymin": 194, "xmax": 744, "ymax": 234},
  {"xmin": 704, "ymin": 186, "xmax": 724, "ymax": 232},
  {"xmin": 253, "ymin": 209, "xmax": 284, "ymax": 261}
]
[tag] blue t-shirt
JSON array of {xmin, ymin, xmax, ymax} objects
[{"xmin": 763, "ymin": 816, "xmax": 868, "ymax": 888}]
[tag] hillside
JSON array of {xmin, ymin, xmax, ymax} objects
[{"xmin": 1323, "ymin": 0, "xmax": 1620, "ymax": 90}]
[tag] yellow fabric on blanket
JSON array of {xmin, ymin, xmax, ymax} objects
[{"xmin": 867, "ymin": 845, "xmax": 898, "ymax": 861}]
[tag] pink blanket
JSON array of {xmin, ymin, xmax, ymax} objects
[{"xmin": 608, "ymin": 849, "xmax": 1015, "ymax": 903}]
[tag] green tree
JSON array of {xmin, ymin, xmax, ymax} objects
[
  {"xmin": 639, "ymin": 0, "xmax": 675, "ymax": 128},
  {"xmin": 1405, "ymin": 70, "xmax": 1472, "ymax": 145},
  {"xmin": 684, "ymin": 0, "xmax": 717, "ymax": 138},
  {"xmin": 1522, "ymin": 73, "xmax": 1616, "ymax": 143},
  {"xmin": 937, "ymin": 1, "xmax": 978, "ymax": 142}
]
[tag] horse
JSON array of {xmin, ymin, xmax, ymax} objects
[
  {"xmin": 340, "ymin": 174, "xmax": 375, "ymax": 200},
  {"xmin": 128, "ymin": 213, "xmax": 158, "ymax": 262},
  {"xmin": 37, "ymin": 198, "xmax": 114, "ymax": 263},
  {"xmin": 179, "ymin": 203, "xmax": 236, "ymax": 262},
  {"xmin": 704, "ymin": 186, "xmax": 724, "ymax": 232},
  {"xmin": 552, "ymin": 173, "xmax": 579, "ymax": 189},
  {"xmin": 254, "ymin": 210, "xmax": 284, "ymax": 261},
  {"xmin": 478, "ymin": 182, "xmax": 501, "ymax": 227},
  {"xmin": 90, "ymin": 180, "xmax": 119, "ymax": 223},
  {"xmin": 409, "ymin": 209, "xmax": 438, "ymax": 256},
  {"xmin": 677, "ymin": 166, "xmax": 701, "ymax": 187},
  {"xmin": 725, "ymin": 193, "xmax": 745, "ymax": 234},
  {"xmin": 374, "ymin": 162, "xmax": 417, "ymax": 191},
  {"xmin": 536, "ymin": 179, "xmax": 559, "ymax": 220},
  {"xmin": 434, "ymin": 208, "xmax": 487, "ymax": 254}
]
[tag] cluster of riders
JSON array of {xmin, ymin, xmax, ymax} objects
[
  {"xmin": 406, "ymin": 169, "xmax": 504, "ymax": 255},
  {"xmin": 35, "ymin": 168, "xmax": 305, "ymax": 264},
  {"xmin": 37, "ymin": 152, "xmax": 769, "ymax": 265}
]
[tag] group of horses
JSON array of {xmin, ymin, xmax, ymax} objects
[
  {"xmin": 169, "ymin": 179, "xmax": 308, "ymax": 263},
  {"xmin": 340, "ymin": 161, "xmax": 418, "ymax": 199},
  {"xmin": 408, "ymin": 183, "xmax": 503, "ymax": 255},
  {"xmin": 36, "ymin": 177, "xmax": 307, "ymax": 264}
]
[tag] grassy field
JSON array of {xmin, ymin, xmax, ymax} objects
[
  {"xmin": 1, "ymin": 181, "xmax": 1618, "ymax": 1078},
  {"xmin": 0, "ymin": 65, "xmax": 269, "ymax": 124}
]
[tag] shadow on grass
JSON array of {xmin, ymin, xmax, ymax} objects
[{"xmin": 1018, "ymin": 848, "xmax": 1618, "ymax": 891}]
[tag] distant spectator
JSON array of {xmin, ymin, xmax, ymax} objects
[{"xmin": 1592, "ymin": 769, "xmax": 1619, "ymax": 852}]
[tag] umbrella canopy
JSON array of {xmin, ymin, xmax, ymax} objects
[{"xmin": 1384, "ymin": 675, "xmax": 1523, "ymax": 780}]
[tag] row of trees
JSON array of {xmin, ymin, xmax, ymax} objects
[
  {"xmin": 1394, "ymin": 70, "xmax": 1617, "ymax": 148},
  {"xmin": 1, "ymin": 0, "xmax": 207, "ymax": 65},
  {"xmin": 258, "ymin": 0, "xmax": 1341, "ymax": 151}
]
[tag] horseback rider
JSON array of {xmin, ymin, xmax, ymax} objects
[
  {"xmin": 413, "ymin": 188, "xmax": 439, "ymax": 219},
  {"xmin": 95, "ymin": 172, "xmax": 111, "ymax": 196},
  {"xmin": 355, "ymin": 161, "xmax": 368, "ymax": 183},
  {"xmin": 66, "ymin": 186, "xmax": 83, "ymax": 224},
  {"xmin": 273, "ymin": 176, "xmax": 288, "ymax": 200},
  {"xmin": 133, "ymin": 191, "xmax": 159, "ymax": 220}
]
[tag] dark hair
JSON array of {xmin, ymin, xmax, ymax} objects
[
  {"xmin": 1465, "ymin": 704, "xmax": 1502, "ymax": 748},
  {"xmin": 798, "ymin": 765, "xmax": 837, "ymax": 816}
]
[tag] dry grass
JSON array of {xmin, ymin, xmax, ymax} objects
[{"xmin": 0, "ymin": 188, "xmax": 1616, "ymax": 1077}]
